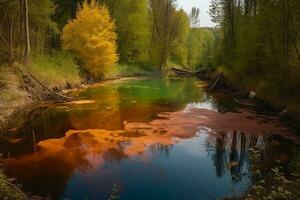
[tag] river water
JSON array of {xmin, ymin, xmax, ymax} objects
[{"xmin": 0, "ymin": 78, "xmax": 299, "ymax": 200}]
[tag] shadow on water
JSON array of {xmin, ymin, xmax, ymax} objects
[{"xmin": 0, "ymin": 78, "xmax": 298, "ymax": 200}]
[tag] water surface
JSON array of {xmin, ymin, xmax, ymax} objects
[{"xmin": 0, "ymin": 78, "xmax": 298, "ymax": 200}]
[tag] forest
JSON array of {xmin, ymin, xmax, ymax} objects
[
  {"xmin": 0, "ymin": 0, "xmax": 213, "ymax": 78},
  {"xmin": 210, "ymin": 0, "xmax": 300, "ymax": 120},
  {"xmin": 0, "ymin": 0, "xmax": 300, "ymax": 200}
]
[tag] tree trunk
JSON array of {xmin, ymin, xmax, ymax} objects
[
  {"xmin": 9, "ymin": 14, "xmax": 14, "ymax": 63},
  {"xmin": 23, "ymin": 0, "xmax": 30, "ymax": 66}
]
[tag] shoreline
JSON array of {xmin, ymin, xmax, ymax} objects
[
  {"xmin": 204, "ymin": 71, "xmax": 300, "ymax": 135},
  {"xmin": 2, "ymin": 72, "xmax": 300, "ymax": 136},
  {"xmin": 2, "ymin": 71, "xmax": 300, "ymax": 137},
  {"xmin": 0, "ymin": 75, "xmax": 156, "ymax": 132}
]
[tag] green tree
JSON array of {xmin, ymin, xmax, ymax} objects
[
  {"xmin": 99, "ymin": 0, "xmax": 150, "ymax": 64},
  {"xmin": 186, "ymin": 28, "xmax": 216, "ymax": 69},
  {"xmin": 149, "ymin": 0, "xmax": 192, "ymax": 73},
  {"xmin": 170, "ymin": 10, "xmax": 190, "ymax": 67}
]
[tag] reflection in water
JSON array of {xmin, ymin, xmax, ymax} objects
[
  {"xmin": 0, "ymin": 79, "xmax": 204, "ymax": 155},
  {"xmin": 206, "ymin": 132, "xmax": 249, "ymax": 181},
  {"xmin": 206, "ymin": 131, "xmax": 268, "ymax": 183},
  {"xmin": 0, "ymin": 78, "xmax": 297, "ymax": 200}
]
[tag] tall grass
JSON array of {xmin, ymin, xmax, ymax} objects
[{"xmin": 30, "ymin": 52, "xmax": 82, "ymax": 89}]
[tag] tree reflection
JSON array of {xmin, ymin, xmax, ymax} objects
[
  {"xmin": 206, "ymin": 131, "xmax": 267, "ymax": 183},
  {"xmin": 148, "ymin": 143, "xmax": 172, "ymax": 158},
  {"xmin": 214, "ymin": 133, "xmax": 226, "ymax": 177}
]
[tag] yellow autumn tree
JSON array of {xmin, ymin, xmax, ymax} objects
[{"xmin": 62, "ymin": 0, "xmax": 118, "ymax": 77}]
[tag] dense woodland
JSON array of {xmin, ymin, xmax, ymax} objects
[
  {"xmin": 0, "ymin": 0, "xmax": 214, "ymax": 80},
  {"xmin": 209, "ymin": 0, "xmax": 300, "ymax": 115}
]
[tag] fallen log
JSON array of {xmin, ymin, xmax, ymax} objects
[
  {"xmin": 170, "ymin": 67, "xmax": 207, "ymax": 77},
  {"xmin": 209, "ymin": 73, "xmax": 223, "ymax": 91}
]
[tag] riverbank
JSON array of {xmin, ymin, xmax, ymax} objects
[
  {"xmin": 0, "ymin": 62, "xmax": 157, "ymax": 132},
  {"xmin": 203, "ymin": 70, "xmax": 300, "ymax": 134}
]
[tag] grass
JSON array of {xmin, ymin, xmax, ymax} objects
[
  {"xmin": 30, "ymin": 53, "xmax": 157, "ymax": 86},
  {"xmin": 103, "ymin": 63, "xmax": 159, "ymax": 80},
  {"xmin": 0, "ymin": 174, "xmax": 28, "ymax": 200},
  {"xmin": 29, "ymin": 52, "xmax": 82, "ymax": 89},
  {"xmin": 0, "ymin": 157, "xmax": 28, "ymax": 200}
]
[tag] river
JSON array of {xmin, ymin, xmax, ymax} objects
[{"xmin": 0, "ymin": 78, "xmax": 299, "ymax": 200}]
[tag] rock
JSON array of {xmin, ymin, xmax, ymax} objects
[
  {"xmin": 249, "ymin": 91, "xmax": 256, "ymax": 98},
  {"xmin": 7, "ymin": 178, "xmax": 16, "ymax": 183}
]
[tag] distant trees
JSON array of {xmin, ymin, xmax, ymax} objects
[
  {"xmin": 185, "ymin": 7, "xmax": 216, "ymax": 70},
  {"xmin": 62, "ymin": 1, "xmax": 118, "ymax": 78},
  {"xmin": 61, "ymin": 0, "xmax": 196, "ymax": 73},
  {"xmin": 187, "ymin": 28, "xmax": 215, "ymax": 69},
  {"xmin": 99, "ymin": 0, "xmax": 150, "ymax": 64},
  {"xmin": 115, "ymin": 0, "xmax": 150, "ymax": 64},
  {"xmin": 149, "ymin": 0, "xmax": 192, "ymax": 73},
  {"xmin": 190, "ymin": 7, "xmax": 201, "ymax": 27},
  {"xmin": 0, "ymin": 0, "xmax": 212, "ymax": 77},
  {"xmin": 170, "ymin": 10, "xmax": 190, "ymax": 67}
]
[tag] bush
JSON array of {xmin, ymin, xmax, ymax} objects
[{"xmin": 62, "ymin": 0, "xmax": 118, "ymax": 78}]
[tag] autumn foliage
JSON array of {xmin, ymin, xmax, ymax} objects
[{"xmin": 62, "ymin": 1, "xmax": 118, "ymax": 77}]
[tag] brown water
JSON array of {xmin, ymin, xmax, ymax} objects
[{"xmin": 0, "ymin": 78, "xmax": 299, "ymax": 200}]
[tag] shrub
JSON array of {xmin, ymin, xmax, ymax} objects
[{"xmin": 62, "ymin": 0, "xmax": 118, "ymax": 78}]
